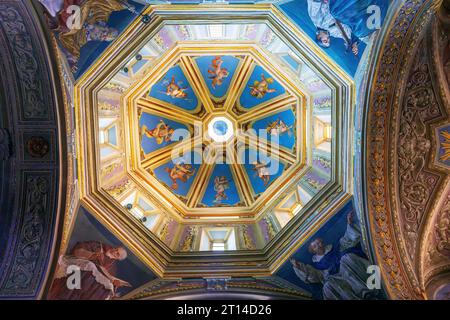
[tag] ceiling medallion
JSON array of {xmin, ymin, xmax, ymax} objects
[{"xmin": 75, "ymin": 5, "xmax": 354, "ymax": 277}]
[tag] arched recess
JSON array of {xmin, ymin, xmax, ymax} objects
[
  {"xmin": 359, "ymin": 0, "xmax": 450, "ymax": 299},
  {"xmin": 0, "ymin": 0, "xmax": 67, "ymax": 299}
]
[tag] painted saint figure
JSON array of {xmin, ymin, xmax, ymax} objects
[
  {"xmin": 213, "ymin": 176, "xmax": 230, "ymax": 203},
  {"xmin": 249, "ymin": 74, "xmax": 277, "ymax": 98},
  {"xmin": 290, "ymin": 212, "xmax": 379, "ymax": 300},
  {"xmin": 39, "ymin": 0, "xmax": 128, "ymax": 62},
  {"xmin": 307, "ymin": 0, "xmax": 384, "ymax": 55},
  {"xmin": 48, "ymin": 241, "xmax": 131, "ymax": 300},
  {"xmin": 207, "ymin": 56, "xmax": 230, "ymax": 89},
  {"xmin": 141, "ymin": 120, "xmax": 175, "ymax": 145},
  {"xmin": 252, "ymin": 161, "xmax": 271, "ymax": 187},
  {"xmin": 165, "ymin": 163, "xmax": 196, "ymax": 190},
  {"xmin": 266, "ymin": 119, "xmax": 293, "ymax": 137},
  {"xmin": 161, "ymin": 75, "xmax": 189, "ymax": 99}
]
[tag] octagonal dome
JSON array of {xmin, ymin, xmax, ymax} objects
[
  {"xmin": 75, "ymin": 5, "xmax": 354, "ymax": 277},
  {"xmin": 124, "ymin": 45, "xmax": 306, "ymax": 217}
]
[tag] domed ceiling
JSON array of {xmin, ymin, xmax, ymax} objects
[
  {"xmin": 74, "ymin": 5, "xmax": 354, "ymax": 277},
  {"xmin": 133, "ymin": 48, "xmax": 305, "ymax": 216}
]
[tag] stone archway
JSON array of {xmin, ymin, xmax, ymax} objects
[{"xmin": 0, "ymin": 0, "xmax": 67, "ymax": 299}]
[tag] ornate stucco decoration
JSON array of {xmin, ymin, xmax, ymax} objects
[{"xmin": 363, "ymin": 0, "xmax": 450, "ymax": 299}]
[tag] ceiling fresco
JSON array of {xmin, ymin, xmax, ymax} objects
[
  {"xmin": 276, "ymin": 200, "xmax": 386, "ymax": 300},
  {"xmin": 0, "ymin": 0, "xmax": 445, "ymax": 303},
  {"xmin": 39, "ymin": 0, "xmax": 147, "ymax": 78},
  {"xmin": 435, "ymin": 124, "xmax": 450, "ymax": 170},
  {"xmin": 85, "ymin": 32, "xmax": 342, "ymax": 254},
  {"xmin": 48, "ymin": 208, "xmax": 156, "ymax": 300},
  {"xmin": 69, "ymin": 5, "xmax": 355, "ymax": 282},
  {"xmin": 38, "ymin": 0, "xmax": 390, "ymax": 82},
  {"xmin": 43, "ymin": 2, "xmax": 364, "ymax": 293},
  {"xmin": 278, "ymin": 0, "xmax": 390, "ymax": 75}
]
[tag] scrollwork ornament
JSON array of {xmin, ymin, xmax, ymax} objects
[
  {"xmin": 0, "ymin": 4, "xmax": 48, "ymax": 119},
  {"xmin": 0, "ymin": 129, "xmax": 12, "ymax": 160}
]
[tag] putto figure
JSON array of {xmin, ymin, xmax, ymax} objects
[
  {"xmin": 290, "ymin": 212, "xmax": 379, "ymax": 300},
  {"xmin": 250, "ymin": 74, "xmax": 276, "ymax": 98},
  {"xmin": 141, "ymin": 120, "xmax": 175, "ymax": 145},
  {"xmin": 213, "ymin": 176, "xmax": 230, "ymax": 203},
  {"xmin": 165, "ymin": 163, "xmax": 196, "ymax": 190},
  {"xmin": 266, "ymin": 119, "xmax": 293, "ymax": 137},
  {"xmin": 307, "ymin": 0, "xmax": 383, "ymax": 55},
  {"xmin": 252, "ymin": 161, "xmax": 271, "ymax": 187},
  {"xmin": 48, "ymin": 241, "xmax": 132, "ymax": 300},
  {"xmin": 207, "ymin": 56, "xmax": 230, "ymax": 89},
  {"xmin": 161, "ymin": 75, "xmax": 189, "ymax": 99}
]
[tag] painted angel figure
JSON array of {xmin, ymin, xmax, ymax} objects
[
  {"xmin": 165, "ymin": 163, "xmax": 196, "ymax": 190},
  {"xmin": 249, "ymin": 74, "xmax": 276, "ymax": 98},
  {"xmin": 307, "ymin": 0, "xmax": 383, "ymax": 55},
  {"xmin": 208, "ymin": 56, "xmax": 230, "ymax": 89},
  {"xmin": 266, "ymin": 119, "xmax": 293, "ymax": 137},
  {"xmin": 141, "ymin": 120, "xmax": 175, "ymax": 145},
  {"xmin": 213, "ymin": 176, "xmax": 230, "ymax": 203},
  {"xmin": 162, "ymin": 76, "xmax": 189, "ymax": 99},
  {"xmin": 290, "ymin": 212, "xmax": 378, "ymax": 299},
  {"xmin": 252, "ymin": 161, "xmax": 271, "ymax": 187},
  {"xmin": 48, "ymin": 241, "xmax": 131, "ymax": 300}
]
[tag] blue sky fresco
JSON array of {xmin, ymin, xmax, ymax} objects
[
  {"xmin": 240, "ymin": 148, "xmax": 286, "ymax": 195},
  {"xmin": 239, "ymin": 65, "xmax": 286, "ymax": 109},
  {"xmin": 74, "ymin": 1, "xmax": 145, "ymax": 79},
  {"xmin": 276, "ymin": 200, "xmax": 362, "ymax": 299},
  {"xmin": 67, "ymin": 208, "xmax": 155, "ymax": 296}
]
